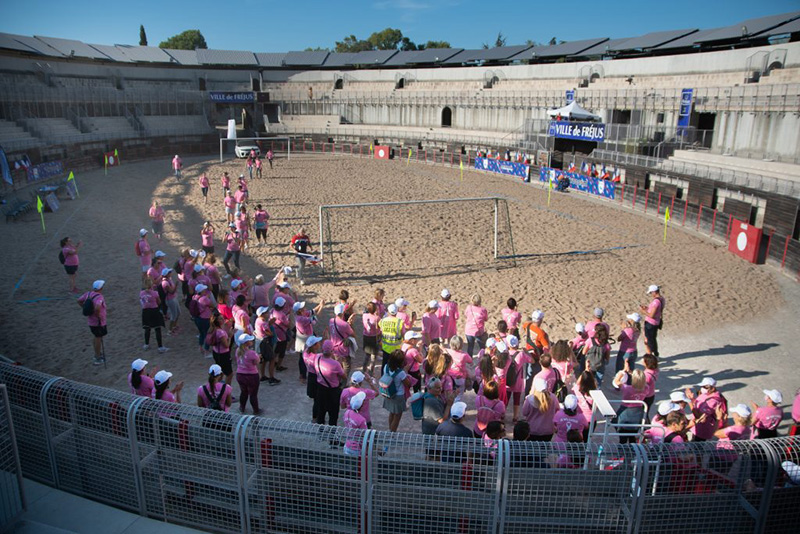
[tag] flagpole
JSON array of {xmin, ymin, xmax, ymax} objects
[
  {"xmin": 548, "ymin": 176, "xmax": 553, "ymax": 207},
  {"xmin": 36, "ymin": 196, "xmax": 45, "ymax": 234},
  {"xmin": 407, "ymin": 148, "xmax": 411, "ymax": 166},
  {"xmin": 104, "ymin": 154, "xmax": 107, "ymax": 176},
  {"xmin": 459, "ymin": 159, "xmax": 463, "ymax": 182},
  {"xmin": 68, "ymin": 171, "xmax": 79, "ymax": 197},
  {"xmin": 663, "ymin": 208, "xmax": 670, "ymax": 244}
]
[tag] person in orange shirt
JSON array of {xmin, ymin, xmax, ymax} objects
[{"xmin": 520, "ymin": 310, "xmax": 550, "ymax": 394}]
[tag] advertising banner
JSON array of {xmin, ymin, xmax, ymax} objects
[
  {"xmin": 548, "ymin": 121, "xmax": 606, "ymax": 142},
  {"xmin": 27, "ymin": 160, "xmax": 64, "ymax": 182},
  {"xmin": 209, "ymin": 92, "xmax": 255, "ymax": 103},
  {"xmin": 565, "ymin": 90, "xmax": 575, "ymax": 104},
  {"xmin": 678, "ymin": 88, "xmax": 693, "ymax": 130},
  {"xmin": 474, "ymin": 157, "xmax": 529, "ymax": 179},
  {"xmin": 539, "ymin": 167, "xmax": 616, "ymax": 200}
]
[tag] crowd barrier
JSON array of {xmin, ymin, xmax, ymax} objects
[
  {"xmin": 1, "ymin": 362, "xmax": 799, "ymax": 534},
  {"xmin": 0, "ymin": 384, "xmax": 25, "ymax": 528}
]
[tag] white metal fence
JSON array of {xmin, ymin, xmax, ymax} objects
[{"xmin": 0, "ymin": 384, "xmax": 25, "ymax": 530}]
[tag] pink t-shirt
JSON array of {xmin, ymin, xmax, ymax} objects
[
  {"xmin": 155, "ymin": 390, "xmax": 177, "ymax": 403},
  {"xmin": 236, "ymin": 349, "xmax": 259, "ymax": 375},
  {"xmin": 137, "ymin": 238, "xmax": 151, "ymax": 267},
  {"xmin": 448, "ymin": 349, "xmax": 473, "ymax": 379},
  {"xmin": 371, "ymin": 299, "xmax": 386, "ymax": 319},
  {"xmin": 643, "ymin": 369, "xmax": 659, "ymax": 398},
  {"xmin": 474, "ymin": 395, "xmax": 505, "ymax": 437},
  {"xmin": 226, "ymin": 234, "xmax": 240, "ymax": 252},
  {"xmin": 645, "ymin": 297, "xmax": 664, "ymax": 326},
  {"xmin": 250, "ymin": 284, "xmax": 271, "ymax": 308},
  {"xmin": 754, "ymin": 405, "xmax": 782, "ymax": 431},
  {"xmin": 362, "ymin": 313, "xmax": 379, "ymax": 336},
  {"xmin": 571, "ymin": 333, "xmax": 589, "ymax": 352},
  {"xmin": 553, "ymin": 410, "xmax": 588, "ymax": 442},
  {"xmin": 328, "ymin": 317, "xmax": 354, "ymax": 358},
  {"xmin": 234, "ymin": 190, "xmax": 246, "ymax": 203},
  {"xmin": 793, "ymin": 392, "xmax": 800, "ymax": 423},
  {"xmin": 535, "ymin": 368, "xmax": 556, "ymax": 393},
  {"xmin": 692, "ymin": 391, "xmax": 725, "ymax": 440},
  {"xmin": 146, "ymin": 266, "xmax": 162, "ymax": 285},
  {"xmin": 272, "ymin": 291, "xmax": 294, "ymax": 310},
  {"xmin": 618, "ymin": 384, "xmax": 648, "ymax": 407},
  {"xmin": 552, "ymin": 360, "xmax": 572, "ymax": 384},
  {"xmin": 233, "ymin": 306, "xmax": 250, "ymax": 332},
  {"xmin": 78, "ymin": 291, "xmax": 106, "ymax": 326},
  {"xmin": 224, "ymin": 196, "xmax": 236, "ymax": 209},
  {"xmin": 315, "ymin": 356, "xmax": 344, "ymax": 388},
  {"xmin": 149, "ymin": 206, "xmax": 165, "ymax": 223},
  {"xmin": 501, "ymin": 308, "xmax": 521, "ymax": 331},
  {"xmin": 341, "ymin": 386, "xmax": 378, "ymax": 423},
  {"xmin": 618, "ymin": 327, "xmax": 639, "ymax": 353},
  {"xmin": 205, "ymin": 264, "xmax": 220, "ymax": 285},
  {"xmin": 161, "ymin": 278, "xmax": 177, "ymax": 301},
  {"xmin": 196, "ymin": 295, "xmax": 213, "ymax": 319},
  {"xmin": 254, "ymin": 210, "xmax": 269, "ymax": 227},
  {"xmin": 271, "ymin": 309, "xmax": 289, "ymax": 341},
  {"xmin": 510, "ymin": 350, "xmax": 533, "ymax": 394},
  {"xmin": 464, "ymin": 305, "xmax": 488, "ymax": 336},
  {"xmin": 719, "ymin": 424, "xmax": 754, "ymax": 442},
  {"xmin": 343, "ymin": 408, "xmax": 367, "ymax": 452},
  {"xmin": 436, "ymin": 301, "xmax": 459, "ymax": 340},
  {"xmin": 140, "ymin": 289, "xmax": 160, "ymax": 309},
  {"xmin": 62, "ymin": 245, "xmax": 79, "ymax": 266},
  {"xmin": 199, "ymin": 175, "xmax": 209, "ymax": 188},
  {"xmin": 522, "ymin": 392, "xmax": 559, "ymax": 436},
  {"xmin": 585, "ymin": 320, "xmax": 609, "ymax": 338},
  {"xmin": 129, "ymin": 373, "xmax": 155, "ymax": 397},
  {"xmin": 201, "ymin": 229, "xmax": 214, "ymax": 248},
  {"xmin": 254, "ymin": 317, "xmax": 270, "ymax": 340},
  {"xmin": 572, "ymin": 386, "xmax": 594, "ymax": 421},
  {"xmin": 421, "ymin": 312, "xmax": 441, "ymax": 342},
  {"xmin": 222, "ymin": 175, "xmax": 230, "ymax": 189},
  {"xmin": 296, "ymin": 313, "xmax": 314, "ymax": 336},
  {"xmin": 197, "ymin": 383, "xmax": 232, "ymax": 412},
  {"xmin": 172, "ymin": 156, "xmax": 181, "ymax": 170},
  {"xmin": 211, "ymin": 329, "xmax": 230, "ymax": 354},
  {"xmin": 402, "ymin": 344, "xmax": 422, "ymax": 373},
  {"xmin": 396, "ymin": 311, "xmax": 413, "ymax": 329}
]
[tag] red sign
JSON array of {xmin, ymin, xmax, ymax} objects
[
  {"xmin": 728, "ymin": 218, "xmax": 762, "ymax": 263},
  {"xmin": 104, "ymin": 152, "xmax": 119, "ymax": 167},
  {"xmin": 373, "ymin": 145, "xmax": 390, "ymax": 160}
]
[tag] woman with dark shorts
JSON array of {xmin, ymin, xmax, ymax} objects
[
  {"xmin": 208, "ymin": 313, "xmax": 234, "ymax": 388},
  {"xmin": 140, "ymin": 278, "xmax": 168, "ymax": 353},
  {"xmin": 60, "ymin": 237, "xmax": 82, "ymax": 293}
]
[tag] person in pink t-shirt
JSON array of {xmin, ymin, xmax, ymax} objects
[
  {"xmin": 140, "ymin": 278, "xmax": 168, "ymax": 353},
  {"xmin": 171, "ymin": 154, "xmax": 182, "ymax": 180},
  {"xmin": 507, "ymin": 336, "xmax": 532, "ymax": 422},
  {"xmin": 314, "ymin": 340, "xmax": 346, "ymax": 425},
  {"xmin": 340, "ymin": 371, "xmax": 379, "ymax": 428},
  {"xmin": 361, "ymin": 302, "xmax": 381, "ymax": 375},
  {"xmin": 224, "ymin": 191, "xmax": 236, "ymax": 224},
  {"xmin": 235, "ymin": 333, "xmax": 262, "ymax": 414},
  {"xmin": 436, "ymin": 289, "xmax": 459, "ymax": 341},
  {"xmin": 714, "ymin": 404, "xmax": 754, "ymax": 442},
  {"xmin": 685, "ymin": 377, "xmax": 727, "ymax": 441},
  {"xmin": 612, "ymin": 370, "xmax": 648, "ymax": 443},
  {"xmin": 149, "ymin": 201, "xmax": 165, "ymax": 241},
  {"xmin": 394, "ymin": 297, "xmax": 416, "ymax": 329},
  {"xmin": 201, "ymin": 221, "xmax": 215, "ymax": 254},
  {"xmin": 161, "ymin": 268, "xmax": 180, "ymax": 334},
  {"xmin": 752, "ymin": 389, "xmax": 783, "ymax": 439},
  {"xmin": 640, "ymin": 285, "xmax": 665, "ymax": 357},
  {"xmin": 253, "ymin": 204, "xmax": 270, "ymax": 247},
  {"xmin": 221, "ymin": 172, "xmax": 231, "ymax": 198},
  {"xmin": 421, "ymin": 300, "xmax": 442, "ymax": 347},
  {"xmin": 266, "ymin": 148, "xmax": 274, "ymax": 169},
  {"xmin": 128, "ymin": 358, "xmax": 157, "ymax": 398},
  {"xmin": 473, "ymin": 380, "xmax": 505, "ymax": 438},
  {"xmin": 222, "ymin": 225, "xmax": 242, "ymax": 276},
  {"xmin": 271, "ymin": 297, "xmax": 291, "ymax": 372},
  {"xmin": 522, "ymin": 377, "xmax": 558, "ymax": 441},
  {"xmin": 329, "ymin": 302, "xmax": 356, "ymax": 377},
  {"xmin": 793, "ymin": 388, "xmax": 800, "ymax": 432},
  {"xmin": 615, "ymin": 313, "xmax": 641, "ymax": 373},
  {"xmin": 77, "ymin": 280, "xmax": 108, "ymax": 365},
  {"xmin": 135, "ymin": 228, "xmax": 152, "ymax": 282},
  {"xmin": 642, "ymin": 354, "xmax": 659, "ymax": 415},
  {"xmin": 446, "ymin": 336, "xmax": 473, "ymax": 396},
  {"xmin": 585, "ymin": 307, "xmax": 610, "ymax": 339},
  {"xmin": 569, "ymin": 323, "xmax": 589, "ymax": 368},
  {"xmin": 236, "ymin": 206, "xmax": 251, "ymax": 251},
  {"xmin": 464, "ymin": 294, "xmax": 489, "ymax": 356},
  {"xmin": 401, "ymin": 331, "xmax": 424, "ymax": 393},
  {"xmin": 343, "ymin": 391, "xmax": 368, "ymax": 456},
  {"xmin": 234, "ymin": 185, "xmax": 247, "ymax": 212},
  {"xmin": 553, "ymin": 395, "xmax": 588, "ymax": 443},
  {"xmin": 60, "ymin": 236, "xmax": 82, "ymax": 293},
  {"xmin": 501, "ymin": 298, "xmax": 522, "ymax": 337},
  {"xmin": 572, "ymin": 371, "xmax": 596, "ymax": 441},
  {"xmin": 197, "ymin": 364, "xmax": 233, "ymax": 412},
  {"xmin": 534, "ymin": 353, "xmax": 557, "ymax": 393},
  {"xmin": 199, "ymin": 173, "xmax": 210, "ymax": 203},
  {"xmin": 153, "ymin": 370, "xmax": 184, "ymax": 404}
]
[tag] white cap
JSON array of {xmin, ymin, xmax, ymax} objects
[
  {"xmin": 564, "ymin": 394, "xmax": 578, "ymax": 411},
  {"xmin": 450, "ymin": 401, "xmax": 467, "ymax": 419},
  {"xmin": 230, "ymin": 279, "xmax": 241, "ymax": 289},
  {"xmin": 670, "ymin": 391, "xmax": 690, "ymax": 404},
  {"xmin": 533, "ymin": 377, "xmax": 548, "ymax": 393},
  {"xmin": 647, "ymin": 284, "xmax": 660, "ymax": 294},
  {"xmin": 161, "ymin": 268, "xmax": 172, "ymax": 277},
  {"xmin": 764, "ymin": 389, "xmax": 783, "ymax": 404},
  {"xmin": 507, "ymin": 335, "xmax": 519, "ymax": 348},
  {"xmin": 485, "ymin": 337, "xmax": 497, "ymax": 349},
  {"xmin": 239, "ymin": 174, "xmax": 244, "ymax": 179},
  {"xmin": 193, "ymin": 264, "xmax": 205, "ymax": 272},
  {"xmin": 387, "ymin": 304, "xmax": 398, "ymax": 315},
  {"xmin": 350, "ymin": 391, "xmax": 367, "ymax": 410},
  {"xmin": 594, "ymin": 307, "xmax": 604, "ymax": 318},
  {"xmin": 730, "ymin": 403, "xmax": 752, "ymax": 418},
  {"xmin": 274, "ymin": 296, "xmax": 286, "ymax": 307},
  {"xmin": 395, "ymin": 297, "xmax": 409, "ymax": 307},
  {"xmin": 131, "ymin": 359, "xmax": 148, "ymax": 371},
  {"xmin": 154, "ymin": 370, "xmax": 172, "ymax": 385},
  {"xmin": 278, "ymin": 282, "xmax": 291, "ymax": 289},
  {"xmin": 155, "ymin": 250, "xmax": 166, "ymax": 258},
  {"xmin": 199, "ymin": 250, "xmax": 206, "ymax": 258},
  {"xmin": 256, "ymin": 306, "xmax": 270, "ymax": 317},
  {"xmin": 283, "ymin": 266, "xmax": 293, "ymax": 275},
  {"xmin": 228, "ymin": 222, "xmax": 236, "ymax": 228},
  {"xmin": 495, "ymin": 341, "xmax": 508, "ymax": 353},
  {"xmin": 627, "ymin": 313, "xmax": 642, "ymax": 323},
  {"xmin": 305, "ymin": 335, "xmax": 323, "ymax": 347},
  {"xmin": 782, "ymin": 461, "xmax": 800, "ymax": 485},
  {"xmin": 209, "ymin": 364, "xmax": 223, "ymax": 376},
  {"xmin": 428, "ymin": 300, "xmax": 439, "ymax": 309},
  {"xmin": 404, "ymin": 331, "xmax": 422, "ymax": 341},
  {"xmin": 237, "ymin": 333, "xmax": 255, "ymax": 346},
  {"xmin": 195, "ymin": 284, "xmax": 208, "ymax": 292},
  {"xmin": 658, "ymin": 401, "xmax": 679, "ymax": 416},
  {"xmin": 293, "ymin": 301, "xmax": 306, "ymax": 312},
  {"xmin": 575, "ymin": 322, "xmax": 585, "ymax": 333},
  {"xmin": 351, "ymin": 371, "xmax": 366, "ymax": 383},
  {"xmin": 531, "ymin": 310, "xmax": 544, "ymax": 321},
  {"xmin": 697, "ymin": 377, "xmax": 717, "ymax": 387},
  {"xmin": 92, "ymin": 280, "xmax": 105, "ymax": 290},
  {"xmin": 139, "ymin": 228, "xmax": 148, "ymax": 236},
  {"xmin": 334, "ymin": 303, "xmax": 346, "ymax": 315},
  {"xmin": 441, "ymin": 289, "xmax": 451, "ymax": 298},
  {"xmin": 189, "ymin": 249, "xmax": 198, "ymax": 258}
]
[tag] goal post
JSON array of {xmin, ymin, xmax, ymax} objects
[
  {"xmin": 219, "ymin": 136, "xmax": 292, "ymax": 162},
  {"xmin": 318, "ymin": 197, "xmax": 516, "ymax": 278}
]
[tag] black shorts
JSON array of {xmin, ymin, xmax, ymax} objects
[
  {"xmin": 260, "ymin": 339, "xmax": 275, "ymax": 362},
  {"xmin": 201, "ymin": 187, "xmax": 209, "ymax": 197},
  {"xmin": 363, "ymin": 335, "xmax": 378, "ymax": 355},
  {"xmin": 64, "ymin": 265, "xmax": 78, "ymax": 275},
  {"xmin": 213, "ymin": 351, "xmax": 233, "ymax": 376},
  {"xmin": 142, "ymin": 307, "xmax": 165, "ymax": 329},
  {"xmin": 202, "ymin": 246, "xmax": 214, "ymax": 254},
  {"xmin": 89, "ymin": 325, "xmax": 107, "ymax": 338}
]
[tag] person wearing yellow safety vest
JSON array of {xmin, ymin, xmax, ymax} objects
[{"xmin": 378, "ymin": 303, "xmax": 405, "ymax": 371}]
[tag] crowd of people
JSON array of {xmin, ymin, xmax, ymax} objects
[{"xmin": 63, "ymin": 155, "xmax": 799, "ymax": 461}]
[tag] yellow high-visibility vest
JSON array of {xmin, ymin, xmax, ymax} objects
[{"xmin": 379, "ymin": 316, "xmax": 403, "ymax": 353}]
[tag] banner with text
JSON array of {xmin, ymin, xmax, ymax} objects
[
  {"xmin": 548, "ymin": 121, "xmax": 606, "ymax": 142},
  {"xmin": 27, "ymin": 160, "xmax": 64, "ymax": 182},
  {"xmin": 539, "ymin": 167, "xmax": 616, "ymax": 200},
  {"xmin": 475, "ymin": 157, "xmax": 529, "ymax": 179},
  {"xmin": 677, "ymin": 88, "xmax": 693, "ymax": 132},
  {"xmin": 209, "ymin": 92, "xmax": 255, "ymax": 103}
]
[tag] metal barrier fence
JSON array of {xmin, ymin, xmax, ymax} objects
[
  {"xmin": 1, "ymin": 362, "xmax": 799, "ymax": 534},
  {"xmin": 0, "ymin": 384, "xmax": 25, "ymax": 529}
]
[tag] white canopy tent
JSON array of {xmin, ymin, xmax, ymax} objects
[{"xmin": 547, "ymin": 101, "xmax": 603, "ymax": 122}]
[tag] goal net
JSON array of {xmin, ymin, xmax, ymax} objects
[
  {"xmin": 219, "ymin": 136, "xmax": 292, "ymax": 162},
  {"xmin": 319, "ymin": 197, "xmax": 516, "ymax": 281}
]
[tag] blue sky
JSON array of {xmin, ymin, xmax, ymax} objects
[{"xmin": 1, "ymin": 0, "xmax": 797, "ymax": 52}]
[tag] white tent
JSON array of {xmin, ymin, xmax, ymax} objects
[{"xmin": 547, "ymin": 101, "xmax": 602, "ymax": 122}]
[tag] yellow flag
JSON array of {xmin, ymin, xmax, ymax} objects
[
  {"xmin": 369, "ymin": 143, "xmax": 373, "ymax": 154},
  {"xmin": 407, "ymin": 148, "xmax": 412, "ymax": 166},
  {"xmin": 459, "ymin": 159, "xmax": 463, "ymax": 182},
  {"xmin": 665, "ymin": 207, "xmax": 671, "ymax": 222},
  {"xmin": 114, "ymin": 148, "xmax": 120, "ymax": 165},
  {"xmin": 36, "ymin": 195, "xmax": 43, "ymax": 213},
  {"xmin": 68, "ymin": 171, "xmax": 74, "ymax": 181},
  {"xmin": 663, "ymin": 207, "xmax": 670, "ymax": 243}
]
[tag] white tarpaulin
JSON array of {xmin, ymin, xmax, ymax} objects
[
  {"xmin": 227, "ymin": 119, "xmax": 237, "ymax": 139},
  {"xmin": 547, "ymin": 101, "xmax": 602, "ymax": 122}
]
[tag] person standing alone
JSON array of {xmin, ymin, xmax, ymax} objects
[{"xmin": 641, "ymin": 285, "xmax": 665, "ymax": 358}]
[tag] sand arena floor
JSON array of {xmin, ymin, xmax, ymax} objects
[{"xmin": 1, "ymin": 153, "xmax": 797, "ymax": 434}]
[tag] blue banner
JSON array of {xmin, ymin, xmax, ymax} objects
[
  {"xmin": 209, "ymin": 91, "xmax": 255, "ymax": 103},
  {"xmin": 474, "ymin": 157, "xmax": 529, "ymax": 179},
  {"xmin": 548, "ymin": 121, "xmax": 606, "ymax": 142},
  {"xmin": 677, "ymin": 88, "xmax": 693, "ymax": 130},
  {"xmin": 539, "ymin": 167, "xmax": 616, "ymax": 200},
  {"xmin": 27, "ymin": 160, "xmax": 64, "ymax": 182},
  {"xmin": 565, "ymin": 90, "xmax": 575, "ymax": 104},
  {"xmin": 0, "ymin": 145, "xmax": 12, "ymax": 185}
]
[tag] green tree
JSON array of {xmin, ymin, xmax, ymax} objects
[
  {"xmin": 304, "ymin": 46, "xmax": 330, "ymax": 51},
  {"xmin": 422, "ymin": 40, "xmax": 450, "ymax": 49},
  {"xmin": 367, "ymin": 28, "xmax": 403, "ymax": 50},
  {"xmin": 334, "ymin": 34, "xmax": 372, "ymax": 53},
  {"xmin": 494, "ymin": 32, "xmax": 506, "ymax": 48},
  {"xmin": 139, "ymin": 25, "xmax": 147, "ymax": 46},
  {"xmin": 400, "ymin": 37, "xmax": 418, "ymax": 51},
  {"xmin": 548, "ymin": 37, "xmax": 557, "ymax": 46},
  {"xmin": 159, "ymin": 30, "xmax": 208, "ymax": 50}
]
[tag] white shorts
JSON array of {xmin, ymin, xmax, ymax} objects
[
  {"xmin": 225, "ymin": 207, "xmax": 234, "ymax": 215},
  {"xmin": 141, "ymin": 265, "xmax": 149, "ymax": 273}
]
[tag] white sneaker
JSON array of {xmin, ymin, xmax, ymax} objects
[
  {"xmin": 143, "ymin": 344, "xmax": 150, "ymax": 351},
  {"xmin": 299, "ymin": 280, "xmax": 305, "ymax": 286},
  {"xmin": 158, "ymin": 347, "xmax": 170, "ymax": 353},
  {"xmin": 204, "ymin": 352, "xmax": 213, "ymax": 359}
]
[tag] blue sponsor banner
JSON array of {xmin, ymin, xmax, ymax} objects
[
  {"xmin": 565, "ymin": 90, "xmax": 575, "ymax": 104},
  {"xmin": 539, "ymin": 167, "xmax": 615, "ymax": 200},
  {"xmin": 474, "ymin": 157, "xmax": 529, "ymax": 179},
  {"xmin": 0, "ymin": 145, "xmax": 12, "ymax": 185},
  {"xmin": 677, "ymin": 88, "xmax": 693, "ymax": 131},
  {"xmin": 548, "ymin": 121, "xmax": 605, "ymax": 142},
  {"xmin": 209, "ymin": 91, "xmax": 255, "ymax": 103},
  {"xmin": 27, "ymin": 160, "xmax": 64, "ymax": 182}
]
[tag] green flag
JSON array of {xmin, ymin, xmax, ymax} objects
[
  {"xmin": 36, "ymin": 195, "xmax": 45, "ymax": 233},
  {"xmin": 114, "ymin": 148, "xmax": 120, "ymax": 165}
]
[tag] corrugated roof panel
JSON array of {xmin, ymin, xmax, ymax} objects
[
  {"xmin": 0, "ymin": 32, "xmax": 40, "ymax": 54},
  {"xmin": 163, "ymin": 49, "xmax": 199, "ymax": 65},
  {"xmin": 116, "ymin": 45, "xmax": 172, "ymax": 63},
  {"xmin": 470, "ymin": 45, "xmax": 533, "ymax": 62},
  {"xmin": 196, "ymin": 48, "xmax": 257, "ymax": 65},
  {"xmin": 383, "ymin": 48, "xmax": 462, "ymax": 65},
  {"xmin": 696, "ymin": 11, "xmax": 800, "ymax": 42},
  {"xmin": 8, "ymin": 35, "xmax": 64, "ymax": 56},
  {"xmin": 650, "ymin": 28, "xmax": 718, "ymax": 50},
  {"xmin": 610, "ymin": 29, "xmax": 698, "ymax": 51},
  {"xmin": 89, "ymin": 44, "xmax": 131, "ymax": 62},
  {"xmin": 534, "ymin": 38, "xmax": 610, "ymax": 58},
  {"xmin": 255, "ymin": 52, "xmax": 287, "ymax": 67},
  {"xmin": 747, "ymin": 17, "xmax": 800, "ymax": 39},
  {"xmin": 443, "ymin": 49, "xmax": 481, "ymax": 64},
  {"xmin": 283, "ymin": 50, "xmax": 329, "ymax": 66},
  {"xmin": 323, "ymin": 52, "xmax": 358, "ymax": 67},
  {"xmin": 508, "ymin": 44, "xmax": 556, "ymax": 62},
  {"xmin": 348, "ymin": 50, "xmax": 398, "ymax": 65},
  {"xmin": 35, "ymin": 36, "xmax": 110, "ymax": 60},
  {"xmin": 571, "ymin": 38, "xmax": 631, "ymax": 57}
]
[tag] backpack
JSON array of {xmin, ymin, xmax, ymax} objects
[
  {"xmin": 506, "ymin": 360, "xmax": 519, "ymax": 388},
  {"xmin": 293, "ymin": 237, "xmax": 309, "ymax": 254},
  {"xmin": 188, "ymin": 294, "xmax": 201, "ymax": 317},
  {"xmin": 552, "ymin": 368, "xmax": 568, "ymax": 403},
  {"xmin": 379, "ymin": 367, "xmax": 400, "ymax": 398},
  {"xmin": 81, "ymin": 293, "xmax": 97, "ymax": 316},
  {"xmin": 135, "ymin": 240, "xmax": 141, "ymax": 256},
  {"xmin": 410, "ymin": 392, "xmax": 427, "ymax": 420},
  {"xmin": 203, "ymin": 384, "xmax": 226, "ymax": 411},
  {"xmin": 58, "ymin": 250, "xmax": 66, "ymax": 264},
  {"xmin": 173, "ymin": 259, "xmax": 183, "ymax": 275}
]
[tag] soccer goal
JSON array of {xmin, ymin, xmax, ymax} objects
[
  {"xmin": 219, "ymin": 136, "xmax": 292, "ymax": 162},
  {"xmin": 319, "ymin": 197, "xmax": 516, "ymax": 280}
]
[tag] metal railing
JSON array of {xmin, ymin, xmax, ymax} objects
[
  {"xmin": 0, "ymin": 384, "xmax": 25, "ymax": 529},
  {"xmin": 2, "ymin": 360, "xmax": 799, "ymax": 534}
]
